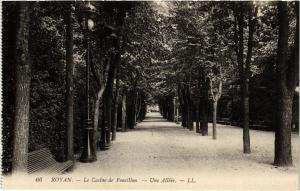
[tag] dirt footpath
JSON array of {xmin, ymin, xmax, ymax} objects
[{"xmin": 69, "ymin": 112, "xmax": 299, "ymax": 190}]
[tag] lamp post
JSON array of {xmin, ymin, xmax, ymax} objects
[{"xmin": 76, "ymin": 2, "xmax": 97, "ymax": 163}]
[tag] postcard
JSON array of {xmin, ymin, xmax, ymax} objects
[{"xmin": 2, "ymin": 1, "xmax": 299, "ymax": 190}]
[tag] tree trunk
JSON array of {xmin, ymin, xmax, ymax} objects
[
  {"xmin": 132, "ymin": 89, "xmax": 138, "ymax": 127},
  {"xmin": 112, "ymin": 78, "xmax": 120, "ymax": 141},
  {"xmin": 212, "ymin": 101, "xmax": 218, "ymax": 140},
  {"xmin": 242, "ymin": 86, "xmax": 250, "ymax": 153},
  {"xmin": 173, "ymin": 97, "xmax": 176, "ymax": 122},
  {"xmin": 196, "ymin": 68, "xmax": 201, "ymax": 133},
  {"xmin": 195, "ymin": 102, "xmax": 200, "ymax": 133},
  {"xmin": 127, "ymin": 87, "xmax": 137, "ymax": 129},
  {"xmin": 188, "ymin": 102, "xmax": 193, "ymax": 131},
  {"xmin": 181, "ymin": 103, "xmax": 187, "ymax": 128},
  {"xmin": 93, "ymin": 57, "xmax": 109, "ymax": 150},
  {"xmin": 111, "ymin": 54, "xmax": 121, "ymax": 139},
  {"xmin": 100, "ymin": 104, "xmax": 109, "ymax": 150},
  {"xmin": 135, "ymin": 92, "xmax": 141, "ymax": 122},
  {"xmin": 93, "ymin": 88, "xmax": 105, "ymax": 150},
  {"xmin": 126, "ymin": 92, "xmax": 133, "ymax": 129},
  {"xmin": 186, "ymin": 79, "xmax": 194, "ymax": 131},
  {"xmin": 243, "ymin": 3, "xmax": 257, "ymax": 154},
  {"xmin": 275, "ymin": 94, "xmax": 293, "ymax": 166},
  {"xmin": 177, "ymin": 82, "xmax": 186, "ymax": 128},
  {"xmin": 65, "ymin": 3, "xmax": 74, "ymax": 162},
  {"xmin": 12, "ymin": 2, "xmax": 30, "ymax": 174},
  {"xmin": 230, "ymin": 85, "xmax": 235, "ymax": 125},
  {"xmin": 121, "ymin": 93, "xmax": 127, "ymax": 131},
  {"xmin": 235, "ymin": 3, "xmax": 253, "ymax": 154},
  {"xmin": 200, "ymin": 76, "xmax": 209, "ymax": 136},
  {"xmin": 274, "ymin": 1, "xmax": 299, "ymax": 166},
  {"xmin": 105, "ymin": 95, "xmax": 112, "ymax": 146},
  {"xmin": 185, "ymin": 93, "xmax": 190, "ymax": 130},
  {"xmin": 176, "ymin": 106, "xmax": 179, "ymax": 124},
  {"xmin": 201, "ymin": 103, "xmax": 208, "ymax": 136},
  {"xmin": 140, "ymin": 93, "xmax": 146, "ymax": 121},
  {"xmin": 104, "ymin": 54, "xmax": 116, "ymax": 148},
  {"xmin": 237, "ymin": 6, "xmax": 247, "ymax": 152},
  {"xmin": 183, "ymin": 81, "xmax": 193, "ymax": 131}
]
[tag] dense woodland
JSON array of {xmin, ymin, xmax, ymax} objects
[{"xmin": 2, "ymin": 1, "xmax": 299, "ymax": 174}]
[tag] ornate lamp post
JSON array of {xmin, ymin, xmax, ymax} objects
[{"xmin": 76, "ymin": 2, "xmax": 97, "ymax": 162}]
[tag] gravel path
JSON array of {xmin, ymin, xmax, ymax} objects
[
  {"xmin": 6, "ymin": 112, "xmax": 298, "ymax": 190},
  {"xmin": 70, "ymin": 112, "xmax": 299, "ymax": 190}
]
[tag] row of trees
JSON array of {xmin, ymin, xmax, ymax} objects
[
  {"xmin": 3, "ymin": 1, "xmax": 298, "ymax": 174},
  {"xmin": 155, "ymin": 1, "xmax": 298, "ymax": 166},
  {"xmin": 4, "ymin": 2, "xmax": 149, "ymax": 174}
]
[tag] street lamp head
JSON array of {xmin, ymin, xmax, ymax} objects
[
  {"xmin": 76, "ymin": 2, "xmax": 98, "ymax": 31},
  {"xmin": 86, "ymin": 2, "xmax": 96, "ymax": 13},
  {"xmin": 78, "ymin": 2, "xmax": 97, "ymax": 16}
]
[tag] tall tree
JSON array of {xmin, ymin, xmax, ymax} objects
[
  {"xmin": 274, "ymin": 1, "xmax": 299, "ymax": 166},
  {"xmin": 210, "ymin": 80, "xmax": 222, "ymax": 140},
  {"xmin": 91, "ymin": 40, "xmax": 110, "ymax": 150},
  {"xmin": 104, "ymin": 51, "xmax": 117, "ymax": 146},
  {"xmin": 111, "ymin": 51, "xmax": 121, "ymax": 141},
  {"xmin": 234, "ymin": 2, "xmax": 258, "ymax": 153},
  {"xmin": 121, "ymin": 91, "xmax": 127, "ymax": 131},
  {"xmin": 200, "ymin": 70, "xmax": 209, "ymax": 136},
  {"xmin": 202, "ymin": 3, "xmax": 235, "ymax": 140},
  {"xmin": 12, "ymin": 2, "xmax": 31, "ymax": 173},
  {"xmin": 64, "ymin": 2, "xmax": 74, "ymax": 163}
]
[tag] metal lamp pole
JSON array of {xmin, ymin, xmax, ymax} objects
[{"xmin": 77, "ymin": 2, "xmax": 97, "ymax": 163}]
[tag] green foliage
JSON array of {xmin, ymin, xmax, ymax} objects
[{"xmin": 28, "ymin": 3, "xmax": 67, "ymax": 161}]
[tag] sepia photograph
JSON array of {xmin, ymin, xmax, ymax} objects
[{"xmin": 2, "ymin": 1, "xmax": 299, "ymax": 190}]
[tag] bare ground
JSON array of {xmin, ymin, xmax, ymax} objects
[
  {"xmin": 4, "ymin": 112, "xmax": 299, "ymax": 190},
  {"xmin": 70, "ymin": 112, "xmax": 299, "ymax": 190}
]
